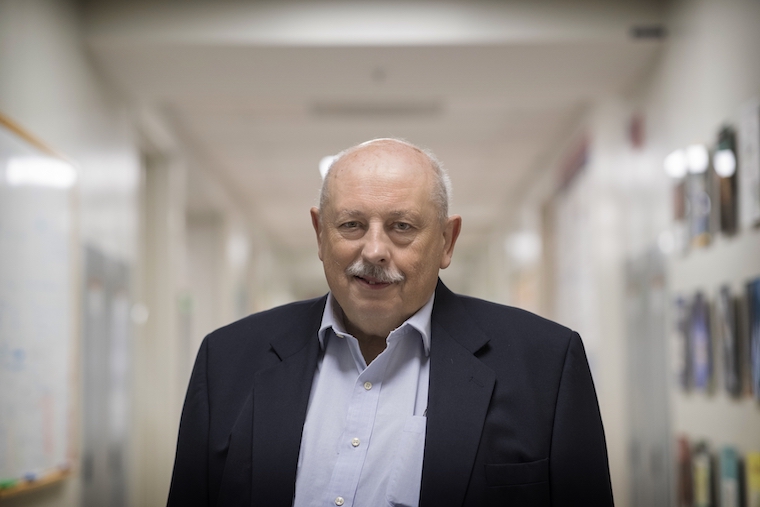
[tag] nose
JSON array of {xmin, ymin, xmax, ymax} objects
[{"xmin": 361, "ymin": 222, "xmax": 391, "ymax": 265}]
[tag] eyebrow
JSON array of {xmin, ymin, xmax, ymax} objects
[
  {"xmin": 334, "ymin": 209, "xmax": 365, "ymax": 219},
  {"xmin": 335, "ymin": 209, "xmax": 420, "ymax": 218},
  {"xmin": 387, "ymin": 210, "xmax": 421, "ymax": 221}
]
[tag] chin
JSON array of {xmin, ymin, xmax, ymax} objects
[{"xmin": 349, "ymin": 302, "xmax": 399, "ymax": 324}]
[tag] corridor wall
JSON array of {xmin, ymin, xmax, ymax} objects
[
  {"xmin": 516, "ymin": 0, "xmax": 760, "ymax": 505},
  {"xmin": 0, "ymin": 0, "xmax": 140, "ymax": 505}
]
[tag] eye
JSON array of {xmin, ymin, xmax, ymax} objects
[
  {"xmin": 339, "ymin": 221, "xmax": 360, "ymax": 230},
  {"xmin": 394, "ymin": 222, "xmax": 412, "ymax": 232}
]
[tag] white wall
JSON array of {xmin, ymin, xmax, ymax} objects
[
  {"xmin": 649, "ymin": 0, "xmax": 760, "ymax": 478},
  {"xmin": 0, "ymin": 0, "xmax": 139, "ymax": 505},
  {"xmin": 0, "ymin": 2, "xmax": 259, "ymax": 505},
  {"xmin": 512, "ymin": 0, "xmax": 760, "ymax": 505},
  {"xmin": 627, "ymin": 0, "xmax": 760, "ymax": 463}
]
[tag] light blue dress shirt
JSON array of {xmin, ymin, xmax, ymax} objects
[{"xmin": 292, "ymin": 293, "xmax": 433, "ymax": 507}]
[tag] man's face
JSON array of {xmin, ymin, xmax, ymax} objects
[{"xmin": 311, "ymin": 141, "xmax": 461, "ymax": 338}]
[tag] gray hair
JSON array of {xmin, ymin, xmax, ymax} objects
[{"xmin": 318, "ymin": 138, "xmax": 452, "ymax": 223}]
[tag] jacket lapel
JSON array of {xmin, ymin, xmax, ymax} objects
[
  {"xmin": 249, "ymin": 297, "xmax": 325, "ymax": 507},
  {"xmin": 236, "ymin": 284, "xmax": 493, "ymax": 506},
  {"xmin": 420, "ymin": 281, "xmax": 495, "ymax": 507}
]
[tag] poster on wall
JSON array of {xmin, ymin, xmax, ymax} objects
[
  {"xmin": 691, "ymin": 292, "xmax": 713, "ymax": 391},
  {"xmin": 717, "ymin": 286, "xmax": 741, "ymax": 396},
  {"xmin": 677, "ymin": 436, "xmax": 693, "ymax": 507},
  {"xmin": 739, "ymin": 100, "xmax": 760, "ymax": 229},
  {"xmin": 720, "ymin": 446, "xmax": 741, "ymax": 507},
  {"xmin": 715, "ymin": 127, "xmax": 738, "ymax": 234},
  {"xmin": 674, "ymin": 296, "xmax": 692, "ymax": 390},
  {"xmin": 692, "ymin": 441, "xmax": 713, "ymax": 507},
  {"xmin": 687, "ymin": 173, "xmax": 712, "ymax": 248},
  {"xmin": 746, "ymin": 452, "xmax": 760, "ymax": 507},
  {"xmin": 747, "ymin": 277, "xmax": 760, "ymax": 401}
]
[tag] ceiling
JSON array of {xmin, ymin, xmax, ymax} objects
[{"xmin": 83, "ymin": 0, "xmax": 665, "ymax": 297}]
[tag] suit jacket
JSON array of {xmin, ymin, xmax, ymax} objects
[{"xmin": 168, "ymin": 280, "xmax": 614, "ymax": 507}]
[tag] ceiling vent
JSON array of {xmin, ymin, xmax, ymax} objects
[
  {"xmin": 311, "ymin": 101, "xmax": 442, "ymax": 118},
  {"xmin": 630, "ymin": 24, "xmax": 667, "ymax": 40}
]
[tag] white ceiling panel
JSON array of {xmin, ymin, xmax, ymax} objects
[{"xmin": 84, "ymin": 0, "xmax": 665, "ymax": 295}]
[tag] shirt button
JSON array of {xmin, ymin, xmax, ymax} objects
[
  {"xmin": 335, "ymin": 497, "xmax": 345, "ymax": 506},
  {"xmin": 363, "ymin": 381, "xmax": 372, "ymax": 390},
  {"xmin": 351, "ymin": 437, "xmax": 360, "ymax": 447}
]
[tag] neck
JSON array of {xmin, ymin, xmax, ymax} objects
[{"xmin": 344, "ymin": 320, "xmax": 388, "ymax": 364}]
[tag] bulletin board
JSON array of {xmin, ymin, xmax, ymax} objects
[{"xmin": 0, "ymin": 113, "xmax": 77, "ymax": 497}]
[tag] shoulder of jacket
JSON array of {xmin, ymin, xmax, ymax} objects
[
  {"xmin": 204, "ymin": 295, "xmax": 327, "ymax": 345},
  {"xmin": 453, "ymin": 293, "xmax": 575, "ymax": 342}
]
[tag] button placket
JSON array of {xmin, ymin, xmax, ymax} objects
[{"xmin": 319, "ymin": 336, "xmax": 397, "ymax": 507}]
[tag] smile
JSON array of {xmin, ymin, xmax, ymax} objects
[{"xmin": 354, "ymin": 276, "xmax": 393, "ymax": 289}]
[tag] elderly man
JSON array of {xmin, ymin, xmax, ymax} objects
[{"xmin": 168, "ymin": 139, "xmax": 613, "ymax": 507}]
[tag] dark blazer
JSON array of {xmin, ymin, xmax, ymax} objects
[{"xmin": 168, "ymin": 280, "xmax": 614, "ymax": 506}]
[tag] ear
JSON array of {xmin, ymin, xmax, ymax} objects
[
  {"xmin": 310, "ymin": 207, "xmax": 324, "ymax": 261},
  {"xmin": 439, "ymin": 215, "xmax": 462, "ymax": 269}
]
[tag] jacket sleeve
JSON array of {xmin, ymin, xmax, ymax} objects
[
  {"xmin": 549, "ymin": 332, "xmax": 614, "ymax": 506},
  {"xmin": 167, "ymin": 336, "xmax": 210, "ymax": 506}
]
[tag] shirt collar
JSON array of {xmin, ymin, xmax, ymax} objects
[{"xmin": 318, "ymin": 292, "xmax": 434, "ymax": 356}]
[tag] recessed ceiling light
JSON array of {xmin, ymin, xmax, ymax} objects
[
  {"xmin": 664, "ymin": 149, "xmax": 687, "ymax": 178},
  {"xmin": 713, "ymin": 149, "xmax": 736, "ymax": 178},
  {"xmin": 686, "ymin": 144, "xmax": 709, "ymax": 174},
  {"xmin": 6, "ymin": 156, "xmax": 77, "ymax": 188}
]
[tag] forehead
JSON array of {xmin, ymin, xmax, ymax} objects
[{"xmin": 326, "ymin": 142, "xmax": 436, "ymax": 202}]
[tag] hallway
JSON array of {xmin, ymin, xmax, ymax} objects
[{"xmin": 1, "ymin": 0, "xmax": 759, "ymax": 505}]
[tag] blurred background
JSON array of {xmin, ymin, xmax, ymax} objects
[{"xmin": 1, "ymin": 0, "xmax": 759, "ymax": 505}]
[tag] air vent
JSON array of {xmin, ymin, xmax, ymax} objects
[
  {"xmin": 630, "ymin": 24, "xmax": 667, "ymax": 39},
  {"xmin": 311, "ymin": 101, "xmax": 442, "ymax": 118}
]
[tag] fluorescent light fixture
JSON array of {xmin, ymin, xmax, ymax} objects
[
  {"xmin": 713, "ymin": 149, "xmax": 736, "ymax": 178},
  {"xmin": 6, "ymin": 156, "xmax": 77, "ymax": 188},
  {"xmin": 130, "ymin": 303, "xmax": 149, "ymax": 325},
  {"xmin": 226, "ymin": 233, "xmax": 249, "ymax": 268},
  {"xmin": 686, "ymin": 144, "xmax": 709, "ymax": 174},
  {"xmin": 657, "ymin": 230, "xmax": 675, "ymax": 254},
  {"xmin": 505, "ymin": 231, "xmax": 541, "ymax": 265},
  {"xmin": 319, "ymin": 155, "xmax": 336, "ymax": 179},
  {"xmin": 663, "ymin": 149, "xmax": 687, "ymax": 178}
]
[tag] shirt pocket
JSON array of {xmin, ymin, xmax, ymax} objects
[
  {"xmin": 385, "ymin": 416, "xmax": 427, "ymax": 507},
  {"xmin": 484, "ymin": 458, "xmax": 549, "ymax": 488}
]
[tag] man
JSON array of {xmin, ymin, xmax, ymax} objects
[{"xmin": 168, "ymin": 139, "xmax": 614, "ymax": 507}]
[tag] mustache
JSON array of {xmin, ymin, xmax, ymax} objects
[{"xmin": 345, "ymin": 260, "xmax": 405, "ymax": 283}]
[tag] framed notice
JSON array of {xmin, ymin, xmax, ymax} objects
[
  {"xmin": 674, "ymin": 296, "xmax": 692, "ymax": 390},
  {"xmin": 720, "ymin": 446, "xmax": 740, "ymax": 507},
  {"xmin": 717, "ymin": 286, "xmax": 741, "ymax": 396},
  {"xmin": 715, "ymin": 127, "xmax": 738, "ymax": 234},
  {"xmin": 747, "ymin": 277, "xmax": 760, "ymax": 401},
  {"xmin": 747, "ymin": 452, "xmax": 760, "ymax": 507},
  {"xmin": 677, "ymin": 436, "xmax": 693, "ymax": 507},
  {"xmin": 691, "ymin": 292, "xmax": 713, "ymax": 391},
  {"xmin": 687, "ymin": 173, "xmax": 712, "ymax": 248},
  {"xmin": 692, "ymin": 441, "xmax": 714, "ymax": 507}
]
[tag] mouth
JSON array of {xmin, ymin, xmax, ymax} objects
[{"xmin": 354, "ymin": 275, "xmax": 393, "ymax": 289}]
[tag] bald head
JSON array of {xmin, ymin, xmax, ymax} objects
[{"xmin": 319, "ymin": 139, "xmax": 452, "ymax": 223}]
